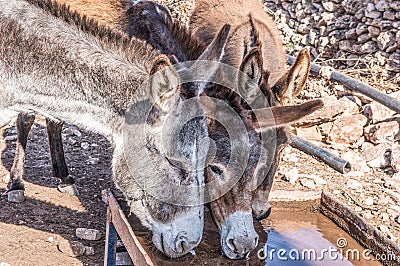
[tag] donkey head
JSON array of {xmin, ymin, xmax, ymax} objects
[
  {"xmin": 251, "ymin": 48, "xmax": 318, "ymax": 221},
  {"xmin": 204, "ymin": 47, "xmax": 322, "ymax": 259},
  {"xmin": 115, "ymin": 24, "xmax": 231, "ymax": 259}
]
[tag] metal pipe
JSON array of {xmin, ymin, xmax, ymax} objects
[
  {"xmin": 290, "ymin": 134, "xmax": 351, "ymax": 174},
  {"xmin": 286, "ymin": 55, "xmax": 400, "ymax": 114}
]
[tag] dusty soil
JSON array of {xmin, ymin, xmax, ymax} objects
[{"xmin": 0, "ymin": 121, "xmax": 112, "ymax": 266}]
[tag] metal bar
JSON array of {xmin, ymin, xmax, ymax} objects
[
  {"xmin": 286, "ymin": 55, "xmax": 400, "ymax": 114},
  {"xmin": 290, "ymin": 134, "xmax": 351, "ymax": 174},
  {"xmin": 104, "ymin": 207, "xmax": 117, "ymax": 266}
]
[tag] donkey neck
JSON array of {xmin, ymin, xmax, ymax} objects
[{"xmin": 0, "ymin": 0, "xmax": 160, "ymax": 138}]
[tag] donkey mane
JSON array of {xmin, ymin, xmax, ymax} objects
[{"xmin": 117, "ymin": 1, "xmax": 206, "ymax": 62}]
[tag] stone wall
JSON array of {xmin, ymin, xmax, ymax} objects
[{"xmin": 264, "ymin": 0, "xmax": 400, "ymax": 78}]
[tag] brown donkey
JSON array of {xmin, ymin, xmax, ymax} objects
[{"xmin": 189, "ymin": 0, "xmax": 321, "ymax": 259}]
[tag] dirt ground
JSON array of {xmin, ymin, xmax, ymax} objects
[{"xmin": 0, "ymin": 121, "xmax": 112, "ymax": 266}]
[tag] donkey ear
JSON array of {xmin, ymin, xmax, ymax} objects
[
  {"xmin": 248, "ymin": 99, "xmax": 324, "ymax": 131},
  {"xmin": 150, "ymin": 55, "xmax": 180, "ymax": 112},
  {"xmin": 272, "ymin": 48, "xmax": 310, "ymax": 104},
  {"xmin": 238, "ymin": 47, "xmax": 263, "ymax": 103}
]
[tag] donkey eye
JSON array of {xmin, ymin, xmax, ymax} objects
[{"xmin": 209, "ymin": 165, "xmax": 223, "ymax": 175}]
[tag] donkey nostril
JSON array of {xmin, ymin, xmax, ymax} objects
[
  {"xmin": 227, "ymin": 237, "xmax": 237, "ymax": 253},
  {"xmin": 175, "ymin": 232, "xmax": 189, "ymax": 254}
]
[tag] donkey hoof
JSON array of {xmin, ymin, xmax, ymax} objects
[
  {"xmin": 58, "ymin": 184, "xmax": 79, "ymax": 196},
  {"xmin": 7, "ymin": 190, "xmax": 25, "ymax": 203}
]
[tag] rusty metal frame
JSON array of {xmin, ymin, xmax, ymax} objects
[{"xmin": 104, "ymin": 192, "xmax": 154, "ymax": 266}]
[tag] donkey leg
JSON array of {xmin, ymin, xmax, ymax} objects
[
  {"xmin": 46, "ymin": 118, "xmax": 78, "ymax": 196},
  {"xmin": 4, "ymin": 113, "xmax": 35, "ymax": 202}
]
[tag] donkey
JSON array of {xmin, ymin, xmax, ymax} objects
[
  {"xmin": 0, "ymin": 0, "xmax": 231, "ymax": 258},
  {"xmin": 188, "ymin": 0, "xmax": 321, "ymax": 259},
  {"xmin": 118, "ymin": 0, "xmax": 323, "ymax": 259},
  {"xmin": 3, "ymin": 0, "xmax": 322, "ymax": 259}
]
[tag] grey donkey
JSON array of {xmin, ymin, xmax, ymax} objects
[{"xmin": 0, "ymin": 0, "xmax": 231, "ymax": 258}]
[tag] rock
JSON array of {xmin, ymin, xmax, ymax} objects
[
  {"xmin": 361, "ymin": 143, "xmax": 388, "ymax": 162},
  {"xmin": 383, "ymin": 10, "xmax": 396, "ymax": 20},
  {"xmin": 339, "ymin": 40, "xmax": 352, "ymax": 51},
  {"xmin": 283, "ymin": 168, "xmax": 299, "ymax": 184},
  {"xmin": 346, "ymin": 179, "xmax": 363, "ymax": 190},
  {"xmin": 87, "ymin": 157, "xmax": 100, "ymax": 165},
  {"xmin": 364, "ymin": 121, "xmax": 400, "ymax": 144},
  {"xmin": 294, "ymin": 96, "xmax": 358, "ymax": 127},
  {"xmin": 345, "ymin": 95, "xmax": 362, "ymax": 107},
  {"xmin": 341, "ymin": 150, "xmax": 369, "ymax": 172},
  {"xmin": 57, "ymin": 240, "xmax": 86, "ymax": 257},
  {"xmin": 84, "ymin": 246, "xmax": 95, "ymax": 256},
  {"xmin": 101, "ymin": 188, "xmax": 111, "ymax": 204},
  {"xmin": 307, "ymin": 174, "xmax": 327, "ymax": 186},
  {"xmin": 318, "ymin": 122, "xmax": 333, "ymax": 137},
  {"xmin": 322, "ymin": 2, "xmax": 335, "ymax": 12},
  {"xmin": 360, "ymin": 41, "xmax": 378, "ymax": 53},
  {"xmin": 358, "ymin": 34, "xmax": 371, "ymax": 44},
  {"xmin": 377, "ymin": 32, "xmax": 393, "ymax": 50},
  {"xmin": 46, "ymin": 237, "xmax": 54, "ymax": 244},
  {"xmin": 391, "ymin": 146, "xmax": 400, "ymax": 172},
  {"xmin": 7, "ymin": 190, "xmax": 25, "ymax": 203},
  {"xmin": 299, "ymin": 178, "xmax": 316, "ymax": 189},
  {"xmin": 380, "ymin": 212, "xmax": 390, "ymax": 222},
  {"xmin": 378, "ymin": 224, "xmax": 389, "ymax": 233},
  {"xmin": 4, "ymin": 135, "xmax": 17, "ymax": 141},
  {"xmin": 384, "ymin": 179, "xmax": 400, "ymax": 191},
  {"xmin": 116, "ymin": 252, "xmax": 133, "ymax": 266},
  {"xmin": 356, "ymin": 24, "xmax": 368, "ymax": 35},
  {"xmin": 390, "ymin": 1, "xmax": 400, "ymax": 11},
  {"xmin": 363, "ymin": 102, "xmax": 397, "ymax": 123},
  {"xmin": 367, "ymin": 26, "xmax": 380, "ymax": 37},
  {"xmin": 327, "ymin": 114, "xmax": 367, "ymax": 145},
  {"xmin": 81, "ymin": 142, "xmax": 90, "ymax": 150},
  {"xmin": 365, "ymin": 10, "xmax": 381, "ymax": 19},
  {"xmin": 364, "ymin": 197, "xmax": 374, "ymax": 206},
  {"xmin": 375, "ymin": 0, "xmax": 389, "ymax": 12},
  {"xmin": 295, "ymin": 126, "xmax": 322, "ymax": 142},
  {"xmin": 345, "ymin": 28, "xmax": 358, "ymax": 39},
  {"xmin": 72, "ymin": 129, "xmax": 82, "ymax": 137},
  {"xmin": 75, "ymin": 228, "xmax": 102, "ymax": 241}
]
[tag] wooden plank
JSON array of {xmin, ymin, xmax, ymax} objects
[
  {"xmin": 108, "ymin": 192, "xmax": 154, "ymax": 266},
  {"xmin": 320, "ymin": 191, "xmax": 400, "ymax": 266}
]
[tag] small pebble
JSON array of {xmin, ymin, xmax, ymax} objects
[
  {"xmin": 364, "ymin": 197, "xmax": 374, "ymax": 206},
  {"xmin": 84, "ymin": 246, "xmax": 95, "ymax": 256},
  {"xmin": 76, "ymin": 228, "xmax": 102, "ymax": 241},
  {"xmin": 378, "ymin": 225, "xmax": 389, "ymax": 233},
  {"xmin": 299, "ymin": 178, "xmax": 316, "ymax": 189},
  {"xmin": 57, "ymin": 240, "xmax": 86, "ymax": 257},
  {"xmin": 7, "ymin": 190, "xmax": 25, "ymax": 203}
]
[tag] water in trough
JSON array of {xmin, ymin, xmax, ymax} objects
[{"xmin": 124, "ymin": 199, "xmax": 382, "ymax": 265}]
